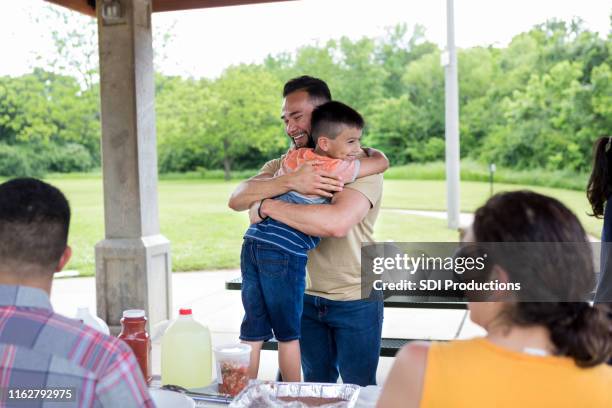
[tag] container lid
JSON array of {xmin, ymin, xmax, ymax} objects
[
  {"xmin": 213, "ymin": 343, "xmax": 252, "ymax": 354},
  {"xmin": 122, "ymin": 309, "xmax": 145, "ymax": 318},
  {"xmin": 179, "ymin": 308, "xmax": 192, "ymax": 315}
]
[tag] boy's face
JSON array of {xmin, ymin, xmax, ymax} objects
[{"xmin": 322, "ymin": 127, "xmax": 362, "ymax": 160}]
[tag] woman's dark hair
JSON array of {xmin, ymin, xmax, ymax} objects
[
  {"xmin": 587, "ymin": 136, "xmax": 612, "ymax": 218},
  {"xmin": 473, "ymin": 190, "xmax": 612, "ymax": 367}
]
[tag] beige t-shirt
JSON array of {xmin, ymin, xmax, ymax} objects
[{"xmin": 260, "ymin": 158, "xmax": 384, "ymax": 301}]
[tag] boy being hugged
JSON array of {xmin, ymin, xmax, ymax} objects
[{"xmin": 240, "ymin": 101, "xmax": 389, "ymax": 381}]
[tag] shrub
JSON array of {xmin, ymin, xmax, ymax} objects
[
  {"xmin": 46, "ymin": 143, "xmax": 95, "ymax": 173},
  {"xmin": 0, "ymin": 144, "xmax": 36, "ymax": 177}
]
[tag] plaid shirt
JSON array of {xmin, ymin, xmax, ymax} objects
[{"xmin": 0, "ymin": 285, "xmax": 155, "ymax": 407}]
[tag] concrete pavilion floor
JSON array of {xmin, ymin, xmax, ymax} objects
[{"xmin": 50, "ymin": 269, "xmax": 486, "ymax": 384}]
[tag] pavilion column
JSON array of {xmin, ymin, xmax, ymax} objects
[
  {"xmin": 95, "ymin": 0, "xmax": 172, "ymax": 333},
  {"xmin": 444, "ymin": 0, "xmax": 460, "ymax": 230}
]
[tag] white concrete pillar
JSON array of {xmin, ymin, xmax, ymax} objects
[
  {"xmin": 95, "ymin": 0, "xmax": 172, "ymax": 333},
  {"xmin": 444, "ymin": 0, "xmax": 461, "ymax": 230}
]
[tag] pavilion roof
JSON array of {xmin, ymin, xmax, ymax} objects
[{"xmin": 44, "ymin": 0, "xmax": 293, "ymax": 17}]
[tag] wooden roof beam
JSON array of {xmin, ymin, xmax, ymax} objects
[
  {"xmin": 45, "ymin": 0, "xmax": 96, "ymax": 16},
  {"xmin": 43, "ymin": 0, "xmax": 293, "ymax": 17},
  {"xmin": 153, "ymin": 0, "xmax": 293, "ymax": 13}
]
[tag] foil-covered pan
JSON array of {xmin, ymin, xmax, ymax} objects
[{"xmin": 229, "ymin": 381, "xmax": 360, "ymax": 408}]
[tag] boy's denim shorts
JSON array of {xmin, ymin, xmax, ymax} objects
[{"xmin": 239, "ymin": 239, "xmax": 307, "ymax": 342}]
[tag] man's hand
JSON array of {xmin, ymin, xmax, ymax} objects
[
  {"xmin": 249, "ymin": 200, "xmax": 264, "ymax": 224},
  {"xmin": 287, "ymin": 162, "xmax": 344, "ymax": 198}
]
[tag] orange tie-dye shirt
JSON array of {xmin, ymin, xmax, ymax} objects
[{"xmin": 275, "ymin": 148, "xmax": 359, "ymax": 197}]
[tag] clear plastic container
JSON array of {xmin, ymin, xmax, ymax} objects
[
  {"xmin": 213, "ymin": 343, "xmax": 251, "ymax": 396},
  {"xmin": 161, "ymin": 308, "xmax": 212, "ymax": 389},
  {"xmin": 75, "ymin": 306, "xmax": 110, "ymax": 335}
]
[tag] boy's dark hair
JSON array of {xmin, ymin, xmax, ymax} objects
[
  {"xmin": 474, "ymin": 190, "xmax": 612, "ymax": 367},
  {"xmin": 0, "ymin": 178, "xmax": 71, "ymax": 273},
  {"xmin": 283, "ymin": 76, "xmax": 332, "ymax": 103},
  {"xmin": 587, "ymin": 136, "xmax": 612, "ymax": 218},
  {"xmin": 310, "ymin": 101, "xmax": 364, "ymax": 145}
]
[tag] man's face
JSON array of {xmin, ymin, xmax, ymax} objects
[
  {"xmin": 281, "ymin": 90, "xmax": 316, "ymax": 149},
  {"xmin": 323, "ymin": 127, "xmax": 363, "ymax": 161}
]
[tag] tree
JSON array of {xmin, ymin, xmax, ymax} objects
[
  {"xmin": 0, "ymin": 69, "xmax": 98, "ymax": 174},
  {"xmin": 333, "ymin": 36, "xmax": 386, "ymax": 113},
  {"xmin": 375, "ymin": 24, "xmax": 438, "ymax": 98},
  {"xmin": 32, "ymin": 5, "xmax": 99, "ymax": 90},
  {"xmin": 156, "ymin": 75, "xmax": 216, "ymax": 173},
  {"xmin": 205, "ymin": 66, "xmax": 284, "ymax": 180},
  {"xmin": 481, "ymin": 61, "xmax": 592, "ymax": 171}
]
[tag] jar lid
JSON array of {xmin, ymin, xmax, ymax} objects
[
  {"xmin": 213, "ymin": 343, "xmax": 252, "ymax": 354},
  {"xmin": 179, "ymin": 308, "xmax": 192, "ymax": 315},
  {"xmin": 122, "ymin": 309, "xmax": 145, "ymax": 318}
]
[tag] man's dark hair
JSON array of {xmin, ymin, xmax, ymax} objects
[
  {"xmin": 310, "ymin": 101, "xmax": 364, "ymax": 144},
  {"xmin": 283, "ymin": 76, "xmax": 332, "ymax": 103},
  {"xmin": 0, "ymin": 178, "xmax": 71, "ymax": 273}
]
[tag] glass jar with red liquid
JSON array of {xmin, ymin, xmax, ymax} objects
[{"xmin": 118, "ymin": 309, "xmax": 152, "ymax": 384}]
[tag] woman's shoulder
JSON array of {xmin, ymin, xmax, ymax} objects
[
  {"xmin": 396, "ymin": 341, "xmax": 432, "ymax": 364},
  {"xmin": 376, "ymin": 342, "xmax": 431, "ymax": 408},
  {"xmin": 390, "ymin": 342, "xmax": 432, "ymax": 386},
  {"xmin": 426, "ymin": 337, "xmax": 485, "ymax": 355}
]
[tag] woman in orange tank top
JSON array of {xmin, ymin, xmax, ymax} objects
[{"xmin": 377, "ymin": 191, "xmax": 612, "ymax": 408}]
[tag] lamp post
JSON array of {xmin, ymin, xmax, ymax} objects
[
  {"xmin": 489, "ymin": 163, "xmax": 496, "ymax": 197},
  {"xmin": 444, "ymin": 0, "xmax": 460, "ymax": 229}
]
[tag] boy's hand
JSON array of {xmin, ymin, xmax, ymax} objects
[
  {"xmin": 288, "ymin": 162, "xmax": 344, "ymax": 198},
  {"xmin": 359, "ymin": 147, "xmax": 372, "ymax": 158}
]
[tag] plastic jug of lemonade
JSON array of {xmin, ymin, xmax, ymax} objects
[{"xmin": 161, "ymin": 308, "xmax": 212, "ymax": 388}]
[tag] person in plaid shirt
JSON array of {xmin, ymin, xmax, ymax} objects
[{"xmin": 0, "ymin": 178, "xmax": 154, "ymax": 407}]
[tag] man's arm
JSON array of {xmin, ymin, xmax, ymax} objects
[
  {"xmin": 228, "ymin": 171, "xmax": 288, "ymax": 211},
  {"xmin": 228, "ymin": 163, "xmax": 344, "ymax": 212},
  {"xmin": 255, "ymin": 187, "xmax": 371, "ymax": 238}
]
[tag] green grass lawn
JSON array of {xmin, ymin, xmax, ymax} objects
[
  {"xmin": 381, "ymin": 179, "xmax": 600, "ymax": 237},
  {"xmin": 46, "ymin": 176, "xmax": 601, "ymax": 276}
]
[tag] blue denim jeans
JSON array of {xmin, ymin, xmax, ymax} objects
[
  {"xmin": 300, "ymin": 293, "xmax": 384, "ymax": 386},
  {"xmin": 239, "ymin": 239, "xmax": 307, "ymax": 342}
]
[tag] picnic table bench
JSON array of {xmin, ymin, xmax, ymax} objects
[{"xmin": 225, "ymin": 277, "xmax": 467, "ymax": 309}]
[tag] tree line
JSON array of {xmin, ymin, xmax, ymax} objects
[{"xmin": 0, "ymin": 17, "xmax": 610, "ymax": 180}]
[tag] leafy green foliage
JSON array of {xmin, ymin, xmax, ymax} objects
[
  {"xmin": 45, "ymin": 143, "xmax": 95, "ymax": 173},
  {"xmin": 0, "ymin": 144, "xmax": 36, "ymax": 177},
  {"xmin": 0, "ymin": 11, "xmax": 610, "ymax": 178}
]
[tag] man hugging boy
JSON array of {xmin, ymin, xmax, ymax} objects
[{"xmin": 239, "ymin": 101, "xmax": 388, "ymax": 381}]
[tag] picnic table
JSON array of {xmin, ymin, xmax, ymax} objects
[
  {"xmin": 225, "ymin": 277, "xmax": 469, "ymax": 357},
  {"xmin": 151, "ymin": 375, "xmax": 382, "ymax": 407}
]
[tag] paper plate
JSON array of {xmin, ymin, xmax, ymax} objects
[{"xmin": 149, "ymin": 388, "xmax": 195, "ymax": 408}]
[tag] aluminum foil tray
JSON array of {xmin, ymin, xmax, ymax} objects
[{"xmin": 229, "ymin": 381, "xmax": 360, "ymax": 408}]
